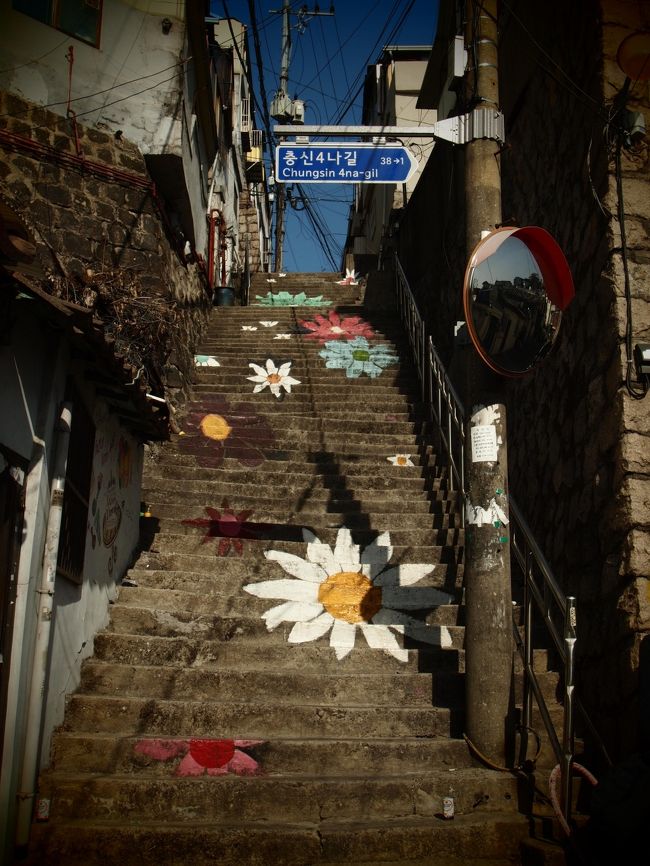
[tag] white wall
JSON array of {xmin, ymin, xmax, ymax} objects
[
  {"xmin": 0, "ymin": 0, "xmax": 185, "ymax": 155},
  {"xmin": 0, "ymin": 315, "xmax": 67, "ymax": 862},
  {"xmin": 43, "ymin": 404, "xmax": 143, "ymax": 762}
]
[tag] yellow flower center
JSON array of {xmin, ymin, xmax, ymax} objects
[
  {"xmin": 318, "ymin": 571, "xmax": 382, "ymax": 624},
  {"xmin": 200, "ymin": 414, "xmax": 232, "ymax": 441},
  {"xmin": 267, "ymin": 373, "xmax": 282, "ymax": 384},
  {"xmin": 397, "ymin": 456, "xmax": 408, "ymax": 466}
]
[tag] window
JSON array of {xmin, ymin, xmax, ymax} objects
[{"xmin": 13, "ymin": 0, "xmax": 103, "ymax": 48}]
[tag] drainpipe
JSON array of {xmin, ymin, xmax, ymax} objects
[
  {"xmin": 207, "ymin": 208, "xmax": 219, "ymax": 290},
  {"xmin": 462, "ymin": 0, "xmax": 514, "ymax": 767},
  {"xmin": 15, "ymin": 403, "xmax": 72, "ymax": 849}
]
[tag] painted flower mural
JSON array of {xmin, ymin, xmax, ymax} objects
[
  {"xmin": 319, "ymin": 336, "xmax": 398, "ymax": 379},
  {"xmin": 254, "ymin": 291, "xmax": 329, "ymax": 307},
  {"xmin": 182, "ymin": 500, "xmax": 256, "ymax": 556},
  {"xmin": 336, "ymin": 268, "xmax": 360, "ymax": 285},
  {"xmin": 178, "ymin": 397, "xmax": 276, "ymax": 469},
  {"xmin": 247, "ymin": 359, "xmax": 301, "ymax": 398},
  {"xmin": 299, "ymin": 310, "xmax": 375, "ymax": 343},
  {"xmin": 387, "ymin": 454, "xmax": 415, "ymax": 467},
  {"xmin": 134, "ymin": 738, "xmax": 263, "ymax": 777},
  {"xmin": 244, "ymin": 527, "xmax": 453, "ymax": 661},
  {"xmin": 194, "ymin": 354, "xmax": 220, "ymax": 367}
]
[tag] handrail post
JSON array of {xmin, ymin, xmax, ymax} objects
[{"xmin": 561, "ymin": 596, "xmax": 577, "ymax": 822}]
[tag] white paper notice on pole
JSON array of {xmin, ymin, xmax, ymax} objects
[{"xmin": 471, "ymin": 425, "xmax": 498, "ymax": 462}]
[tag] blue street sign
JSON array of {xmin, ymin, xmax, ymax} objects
[{"xmin": 275, "ymin": 143, "xmax": 417, "ymax": 184}]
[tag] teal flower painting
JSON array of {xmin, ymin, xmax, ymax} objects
[
  {"xmin": 254, "ymin": 291, "xmax": 329, "ymax": 307},
  {"xmin": 319, "ymin": 336, "xmax": 398, "ymax": 378}
]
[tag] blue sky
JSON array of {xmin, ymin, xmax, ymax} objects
[{"xmin": 212, "ymin": 1, "xmax": 439, "ymax": 273}]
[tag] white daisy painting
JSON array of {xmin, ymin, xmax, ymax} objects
[
  {"xmin": 387, "ymin": 454, "xmax": 414, "ymax": 467},
  {"xmin": 244, "ymin": 528, "xmax": 454, "ymax": 661},
  {"xmin": 247, "ymin": 359, "xmax": 301, "ymax": 398}
]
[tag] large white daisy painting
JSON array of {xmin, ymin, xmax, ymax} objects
[{"xmin": 243, "ymin": 528, "xmax": 454, "ymax": 662}]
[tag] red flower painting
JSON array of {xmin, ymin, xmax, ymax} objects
[
  {"xmin": 298, "ymin": 310, "xmax": 375, "ymax": 343},
  {"xmin": 182, "ymin": 500, "xmax": 257, "ymax": 556},
  {"xmin": 134, "ymin": 737, "xmax": 263, "ymax": 776}
]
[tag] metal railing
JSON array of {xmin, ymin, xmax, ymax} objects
[{"xmin": 393, "ymin": 255, "xmax": 609, "ymax": 827}]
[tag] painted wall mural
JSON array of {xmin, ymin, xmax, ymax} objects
[
  {"xmin": 243, "ymin": 527, "xmax": 454, "ymax": 662},
  {"xmin": 319, "ymin": 336, "xmax": 398, "ymax": 379},
  {"xmin": 178, "ymin": 397, "xmax": 276, "ymax": 468},
  {"xmin": 247, "ymin": 359, "xmax": 301, "ymax": 398},
  {"xmin": 298, "ymin": 310, "xmax": 375, "ymax": 343},
  {"xmin": 87, "ymin": 408, "xmax": 140, "ymax": 580},
  {"xmin": 134, "ymin": 738, "xmax": 263, "ymax": 776},
  {"xmin": 182, "ymin": 500, "xmax": 256, "ymax": 556}
]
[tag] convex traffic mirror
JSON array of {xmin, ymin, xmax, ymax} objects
[{"xmin": 463, "ymin": 226, "xmax": 575, "ymax": 377}]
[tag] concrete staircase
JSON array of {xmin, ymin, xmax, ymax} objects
[{"xmin": 27, "ymin": 273, "xmax": 563, "ymax": 864}]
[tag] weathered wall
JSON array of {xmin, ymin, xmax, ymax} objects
[
  {"xmin": 0, "ymin": 0, "xmax": 185, "ymax": 155},
  {"xmin": 45, "ymin": 402, "xmax": 143, "ymax": 762},
  {"xmin": 0, "ymin": 90, "xmax": 211, "ymax": 413},
  {"xmin": 395, "ymin": 139, "xmax": 466, "ymax": 366},
  {"xmin": 396, "ymin": 0, "xmax": 650, "ymax": 761},
  {"xmin": 500, "ymin": 0, "xmax": 649, "ymax": 761}
]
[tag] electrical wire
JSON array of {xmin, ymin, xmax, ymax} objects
[{"xmin": 0, "ymin": 57, "xmax": 191, "ymax": 120}]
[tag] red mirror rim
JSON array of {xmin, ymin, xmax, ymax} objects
[{"xmin": 466, "ymin": 226, "xmax": 575, "ymax": 311}]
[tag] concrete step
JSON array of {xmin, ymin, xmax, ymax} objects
[
  {"xmin": 104, "ymin": 606, "xmax": 465, "ymax": 651},
  {"xmin": 119, "ymin": 566, "xmax": 462, "ymax": 601},
  {"xmin": 61, "ymin": 693, "xmax": 455, "ymax": 738},
  {"xmin": 38, "ymin": 770, "xmax": 521, "ymax": 824},
  {"xmin": 78, "ymin": 662, "xmax": 462, "ymax": 707},
  {"xmin": 143, "ymin": 463, "xmax": 440, "ymax": 491},
  {"xmin": 92, "ymin": 631, "xmax": 465, "ymax": 674},
  {"xmin": 174, "ymin": 407, "xmax": 427, "ymax": 438},
  {"xmin": 141, "ymin": 509, "xmax": 459, "ymax": 537},
  {"xmin": 48, "ymin": 732, "xmax": 474, "ymax": 776},
  {"xmin": 114, "ymin": 581, "xmax": 463, "ymax": 616},
  {"xmin": 145, "ymin": 448, "xmax": 451, "ymax": 478},
  {"xmin": 187, "ymin": 376, "xmax": 421, "ymax": 394},
  {"xmin": 132, "ymin": 542, "xmax": 464, "ymax": 577},
  {"xmin": 25, "ymin": 812, "xmax": 531, "ymax": 866},
  {"xmin": 141, "ymin": 529, "xmax": 464, "ymax": 558}
]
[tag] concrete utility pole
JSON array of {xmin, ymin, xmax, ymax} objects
[
  {"xmin": 270, "ymin": 0, "xmax": 334, "ymax": 271},
  {"xmin": 462, "ymin": 0, "xmax": 514, "ymax": 766}
]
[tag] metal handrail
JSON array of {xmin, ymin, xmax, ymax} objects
[
  {"xmin": 395, "ymin": 258, "xmax": 465, "ymax": 499},
  {"xmin": 392, "ymin": 255, "xmax": 609, "ymax": 827}
]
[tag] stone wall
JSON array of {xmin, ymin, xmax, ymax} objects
[
  {"xmin": 0, "ymin": 91, "xmax": 211, "ymax": 420},
  {"xmin": 395, "ymin": 0, "xmax": 649, "ymax": 761},
  {"xmin": 499, "ymin": 0, "xmax": 650, "ymax": 761}
]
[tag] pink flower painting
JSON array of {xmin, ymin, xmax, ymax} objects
[
  {"xmin": 298, "ymin": 310, "xmax": 375, "ymax": 343},
  {"xmin": 134, "ymin": 737, "xmax": 263, "ymax": 776}
]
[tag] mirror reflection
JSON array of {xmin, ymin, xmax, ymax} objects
[{"xmin": 466, "ymin": 235, "xmax": 563, "ymax": 375}]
